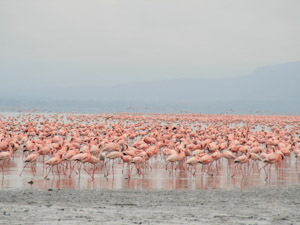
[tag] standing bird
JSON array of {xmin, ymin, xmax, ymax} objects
[
  {"xmin": 232, "ymin": 153, "xmax": 251, "ymax": 177},
  {"xmin": 44, "ymin": 153, "xmax": 63, "ymax": 179},
  {"xmin": 260, "ymin": 151, "xmax": 284, "ymax": 180},
  {"xmin": 0, "ymin": 144, "xmax": 14, "ymax": 178},
  {"xmin": 197, "ymin": 153, "xmax": 214, "ymax": 177},
  {"xmin": 19, "ymin": 149, "xmax": 39, "ymax": 176},
  {"xmin": 121, "ymin": 152, "xmax": 133, "ymax": 178},
  {"xmin": 104, "ymin": 143, "xmax": 124, "ymax": 177},
  {"xmin": 81, "ymin": 151, "xmax": 100, "ymax": 180},
  {"xmin": 186, "ymin": 156, "xmax": 200, "ymax": 175}
]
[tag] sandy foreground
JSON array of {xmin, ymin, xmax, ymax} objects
[{"xmin": 1, "ymin": 186, "xmax": 300, "ymax": 225}]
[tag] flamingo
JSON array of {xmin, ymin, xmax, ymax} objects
[
  {"xmin": 19, "ymin": 149, "xmax": 39, "ymax": 176},
  {"xmin": 104, "ymin": 143, "xmax": 124, "ymax": 177},
  {"xmin": 44, "ymin": 153, "xmax": 63, "ymax": 179},
  {"xmin": 121, "ymin": 152, "xmax": 132, "ymax": 178},
  {"xmin": 0, "ymin": 144, "xmax": 14, "ymax": 178},
  {"xmin": 232, "ymin": 153, "xmax": 252, "ymax": 177},
  {"xmin": 260, "ymin": 151, "xmax": 284, "ymax": 180},
  {"xmin": 197, "ymin": 153, "xmax": 214, "ymax": 177}
]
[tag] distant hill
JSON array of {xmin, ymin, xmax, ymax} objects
[{"xmin": 1, "ymin": 61, "xmax": 299, "ymax": 114}]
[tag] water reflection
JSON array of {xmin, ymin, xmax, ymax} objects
[{"xmin": 1, "ymin": 154, "xmax": 300, "ymax": 191}]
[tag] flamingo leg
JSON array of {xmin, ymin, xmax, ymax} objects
[{"xmin": 19, "ymin": 162, "xmax": 29, "ymax": 176}]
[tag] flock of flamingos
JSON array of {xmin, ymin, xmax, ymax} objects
[{"xmin": 0, "ymin": 112, "xmax": 299, "ymax": 183}]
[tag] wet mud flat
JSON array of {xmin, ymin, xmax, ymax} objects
[{"xmin": 1, "ymin": 186, "xmax": 300, "ymax": 225}]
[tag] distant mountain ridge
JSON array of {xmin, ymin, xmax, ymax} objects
[{"xmin": 1, "ymin": 61, "xmax": 299, "ymax": 114}]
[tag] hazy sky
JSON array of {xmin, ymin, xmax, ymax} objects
[{"xmin": 1, "ymin": 0, "xmax": 300, "ymax": 86}]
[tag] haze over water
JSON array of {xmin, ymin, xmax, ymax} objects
[
  {"xmin": 1, "ymin": 1, "xmax": 300, "ymax": 114},
  {"xmin": 1, "ymin": 2, "xmax": 300, "ymax": 225}
]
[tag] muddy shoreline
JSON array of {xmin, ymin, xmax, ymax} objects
[{"xmin": 1, "ymin": 186, "xmax": 300, "ymax": 224}]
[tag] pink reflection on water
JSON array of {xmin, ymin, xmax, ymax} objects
[{"xmin": 1, "ymin": 153, "xmax": 299, "ymax": 191}]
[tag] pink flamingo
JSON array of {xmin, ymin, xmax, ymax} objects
[{"xmin": 44, "ymin": 153, "xmax": 63, "ymax": 179}]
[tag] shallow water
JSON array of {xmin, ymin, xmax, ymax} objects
[
  {"xmin": 1, "ymin": 112, "xmax": 299, "ymax": 192},
  {"xmin": 1, "ymin": 152, "xmax": 299, "ymax": 191}
]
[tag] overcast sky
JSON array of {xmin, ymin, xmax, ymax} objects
[{"xmin": 1, "ymin": 0, "xmax": 299, "ymax": 86}]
